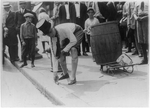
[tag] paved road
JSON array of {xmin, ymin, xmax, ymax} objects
[{"xmin": 1, "ymin": 58, "xmax": 55, "ymax": 107}]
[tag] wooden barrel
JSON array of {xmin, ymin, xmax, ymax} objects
[{"xmin": 90, "ymin": 21, "xmax": 122, "ymax": 65}]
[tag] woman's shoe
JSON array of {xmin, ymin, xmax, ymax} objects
[
  {"xmin": 53, "ymin": 75, "xmax": 59, "ymax": 85},
  {"xmin": 68, "ymin": 78, "xmax": 76, "ymax": 85}
]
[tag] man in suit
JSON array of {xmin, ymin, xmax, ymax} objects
[
  {"xmin": 107, "ymin": 1, "xmax": 117, "ymax": 21},
  {"xmin": 75, "ymin": 2, "xmax": 88, "ymax": 56},
  {"xmin": 97, "ymin": 2, "xmax": 110, "ymax": 22},
  {"xmin": 15, "ymin": 1, "xmax": 38, "ymax": 61},
  {"xmin": 3, "ymin": 2, "xmax": 18, "ymax": 63},
  {"xmin": 59, "ymin": 2, "xmax": 76, "ymax": 24}
]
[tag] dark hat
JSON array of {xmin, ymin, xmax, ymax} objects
[
  {"xmin": 3, "ymin": 2, "xmax": 11, "ymax": 8},
  {"xmin": 87, "ymin": 7, "xmax": 95, "ymax": 13},
  {"xmin": 19, "ymin": 1, "xmax": 26, "ymax": 5},
  {"xmin": 24, "ymin": 13, "xmax": 34, "ymax": 18},
  {"xmin": 36, "ymin": 19, "xmax": 51, "ymax": 35}
]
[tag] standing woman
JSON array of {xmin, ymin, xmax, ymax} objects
[
  {"xmin": 38, "ymin": 7, "xmax": 50, "ymax": 53},
  {"xmin": 134, "ymin": 1, "xmax": 149, "ymax": 64}
]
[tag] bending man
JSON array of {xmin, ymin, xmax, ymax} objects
[{"xmin": 36, "ymin": 19, "xmax": 84, "ymax": 85}]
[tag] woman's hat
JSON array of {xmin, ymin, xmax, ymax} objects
[
  {"xmin": 3, "ymin": 2, "xmax": 11, "ymax": 8},
  {"xmin": 24, "ymin": 13, "xmax": 34, "ymax": 18},
  {"xmin": 87, "ymin": 7, "xmax": 95, "ymax": 13},
  {"xmin": 36, "ymin": 19, "xmax": 51, "ymax": 35}
]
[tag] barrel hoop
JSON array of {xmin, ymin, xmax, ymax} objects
[
  {"xmin": 90, "ymin": 32, "xmax": 120, "ymax": 37},
  {"xmin": 91, "ymin": 21, "xmax": 118, "ymax": 28}
]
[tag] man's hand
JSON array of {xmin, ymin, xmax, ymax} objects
[
  {"xmin": 137, "ymin": 17, "xmax": 142, "ymax": 21},
  {"xmin": 61, "ymin": 50, "xmax": 68, "ymax": 56},
  {"xmin": 83, "ymin": 29, "xmax": 87, "ymax": 33}
]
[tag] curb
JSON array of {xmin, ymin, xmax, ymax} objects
[
  {"xmin": 12, "ymin": 60, "xmax": 90, "ymax": 107},
  {"xmin": 12, "ymin": 60, "xmax": 64, "ymax": 106}
]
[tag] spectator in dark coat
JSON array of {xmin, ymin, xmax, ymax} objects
[
  {"xmin": 59, "ymin": 2, "xmax": 76, "ymax": 24},
  {"xmin": 107, "ymin": 2, "xmax": 117, "ymax": 21},
  {"xmin": 97, "ymin": 2, "xmax": 110, "ymax": 22},
  {"xmin": 3, "ymin": 2, "xmax": 18, "ymax": 63}
]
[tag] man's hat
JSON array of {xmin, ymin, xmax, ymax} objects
[
  {"xmin": 24, "ymin": 13, "xmax": 34, "ymax": 18},
  {"xmin": 3, "ymin": 2, "xmax": 11, "ymax": 8},
  {"xmin": 87, "ymin": 7, "xmax": 95, "ymax": 13},
  {"xmin": 39, "ymin": 7, "xmax": 46, "ymax": 13},
  {"xmin": 36, "ymin": 19, "xmax": 51, "ymax": 35},
  {"xmin": 19, "ymin": 1, "xmax": 26, "ymax": 5}
]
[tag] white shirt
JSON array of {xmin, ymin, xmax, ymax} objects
[
  {"xmin": 55, "ymin": 23, "xmax": 77, "ymax": 52},
  {"xmin": 65, "ymin": 3, "xmax": 70, "ymax": 19},
  {"xmin": 84, "ymin": 17, "xmax": 100, "ymax": 35},
  {"xmin": 21, "ymin": 8, "xmax": 25, "ymax": 13},
  {"xmin": 75, "ymin": 2, "xmax": 80, "ymax": 18}
]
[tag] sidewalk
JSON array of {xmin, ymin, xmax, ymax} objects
[{"xmin": 13, "ymin": 50, "xmax": 149, "ymax": 107}]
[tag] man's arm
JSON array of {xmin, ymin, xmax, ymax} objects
[
  {"xmin": 62, "ymin": 29, "xmax": 77, "ymax": 52},
  {"xmin": 20, "ymin": 24, "xmax": 25, "ymax": 45},
  {"xmin": 34, "ymin": 25, "xmax": 38, "ymax": 45}
]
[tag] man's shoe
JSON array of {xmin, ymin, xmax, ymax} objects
[
  {"xmin": 31, "ymin": 64, "xmax": 35, "ymax": 68},
  {"xmin": 15, "ymin": 58, "xmax": 20, "ymax": 61},
  {"xmin": 20, "ymin": 63, "xmax": 27, "ymax": 68},
  {"xmin": 140, "ymin": 60, "xmax": 148, "ymax": 65},
  {"xmin": 139, "ymin": 54, "xmax": 143, "ymax": 57},
  {"xmin": 20, "ymin": 60, "xmax": 23, "ymax": 62},
  {"xmin": 83, "ymin": 53, "xmax": 88, "ymax": 56},
  {"xmin": 10, "ymin": 60, "xmax": 15, "ymax": 64},
  {"xmin": 78, "ymin": 53, "xmax": 81, "ymax": 56},
  {"xmin": 68, "ymin": 78, "xmax": 76, "ymax": 85},
  {"xmin": 126, "ymin": 50, "xmax": 131, "ymax": 53},
  {"xmin": 59, "ymin": 73, "xmax": 69, "ymax": 80},
  {"xmin": 132, "ymin": 51, "xmax": 138, "ymax": 55}
]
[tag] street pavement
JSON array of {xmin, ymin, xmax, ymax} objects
[
  {"xmin": 13, "ymin": 42, "xmax": 149, "ymax": 107},
  {"xmin": 3, "ymin": 38, "xmax": 149, "ymax": 107},
  {"xmin": 1, "ymin": 58, "xmax": 55, "ymax": 107}
]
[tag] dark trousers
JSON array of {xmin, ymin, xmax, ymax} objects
[
  {"xmin": 126, "ymin": 28, "xmax": 135, "ymax": 51},
  {"xmin": 8, "ymin": 44, "xmax": 18, "ymax": 62},
  {"xmin": 77, "ymin": 34, "xmax": 89, "ymax": 54},
  {"xmin": 141, "ymin": 43, "xmax": 148, "ymax": 62},
  {"xmin": 22, "ymin": 38, "xmax": 35, "ymax": 64},
  {"xmin": 82, "ymin": 34, "xmax": 89, "ymax": 53},
  {"xmin": 87, "ymin": 34, "xmax": 90, "ymax": 49}
]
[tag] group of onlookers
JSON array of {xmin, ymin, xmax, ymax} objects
[
  {"xmin": 49, "ymin": 1, "xmax": 149, "ymax": 64},
  {"xmin": 3, "ymin": 1, "xmax": 38, "ymax": 67},
  {"xmin": 120, "ymin": 1, "xmax": 148, "ymax": 64},
  {"xmin": 3, "ymin": 1, "xmax": 149, "ymax": 66}
]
